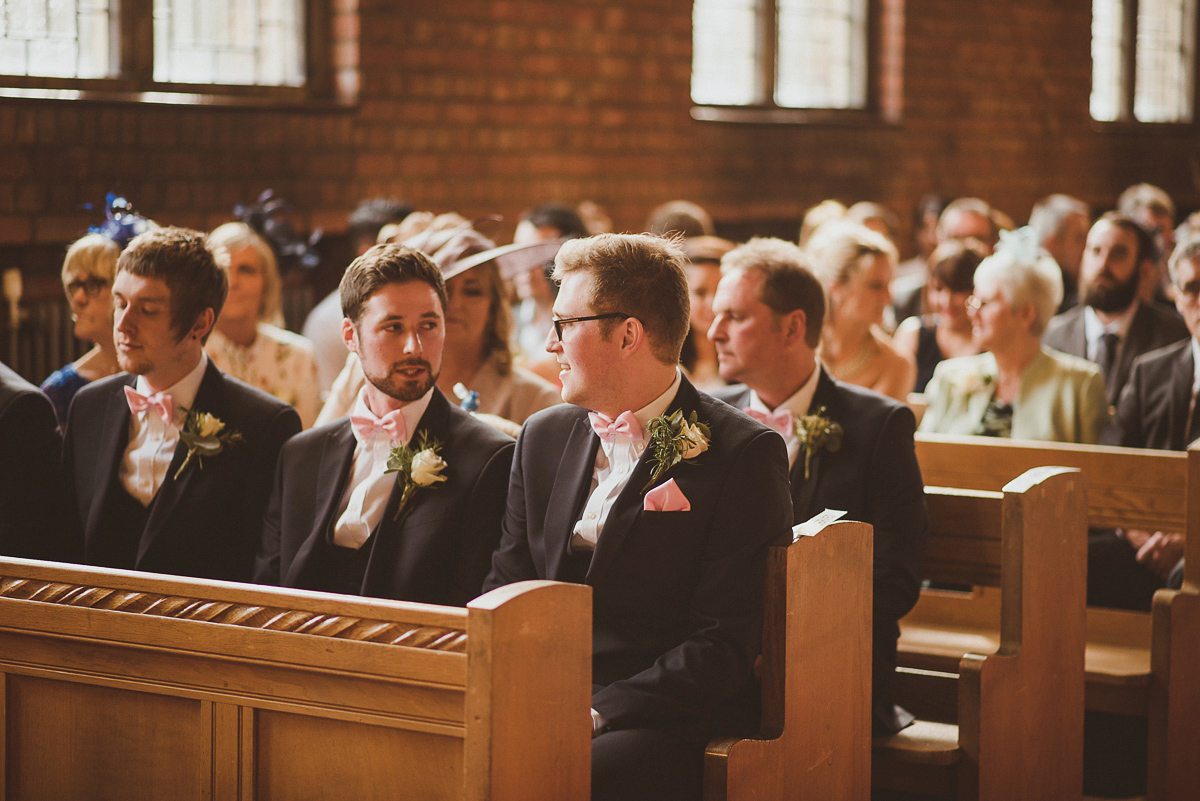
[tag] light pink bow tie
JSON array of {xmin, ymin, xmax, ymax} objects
[
  {"xmin": 746, "ymin": 407, "xmax": 794, "ymax": 438},
  {"xmin": 124, "ymin": 386, "xmax": 174, "ymax": 426},
  {"xmin": 588, "ymin": 410, "xmax": 645, "ymax": 444},
  {"xmin": 350, "ymin": 409, "xmax": 407, "ymax": 443}
]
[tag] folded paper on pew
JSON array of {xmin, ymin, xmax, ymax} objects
[
  {"xmin": 792, "ymin": 508, "xmax": 846, "ymax": 541},
  {"xmin": 643, "ymin": 478, "xmax": 691, "ymax": 511}
]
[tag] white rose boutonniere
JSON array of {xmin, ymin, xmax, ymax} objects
[
  {"xmin": 174, "ymin": 408, "xmax": 243, "ymax": 480},
  {"xmin": 642, "ymin": 409, "xmax": 711, "ymax": 492},
  {"xmin": 385, "ymin": 431, "xmax": 447, "ymax": 520},
  {"xmin": 953, "ymin": 367, "xmax": 995, "ymax": 397}
]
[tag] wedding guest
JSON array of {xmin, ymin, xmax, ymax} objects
[
  {"xmin": 2, "ymin": 360, "xmax": 75, "ymax": 560},
  {"xmin": 256, "ymin": 244, "xmax": 514, "ymax": 603},
  {"xmin": 893, "ymin": 238, "xmax": 987, "ymax": 392},
  {"xmin": 679, "ymin": 235, "xmax": 734, "ymax": 391},
  {"xmin": 646, "ymin": 199, "xmax": 715, "ymax": 239},
  {"xmin": 63, "ymin": 227, "xmax": 301, "ymax": 581},
  {"xmin": 1028, "ymin": 193, "xmax": 1090, "ymax": 312},
  {"xmin": 920, "ymin": 228, "xmax": 1109, "ymax": 442},
  {"xmin": 41, "ymin": 234, "xmax": 122, "ymax": 427},
  {"xmin": 205, "ymin": 222, "xmax": 320, "ymax": 428},
  {"xmin": 798, "ymin": 199, "xmax": 846, "ymax": 247},
  {"xmin": 1043, "ymin": 212, "xmax": 1188, "ymax": 404},
  {"xmin": 708, "ymin": 237, "xmax": 927, "ymax": 736},
  {"xmin": 485, "ymin": 233, "xmax": 792, "ymax": 801},
  {"xmin": 511, "ymin": 202, "xmax": 588, "ymax": 364},
  {"xmin": 806, "ymin": 220, "xmax": 915, "ymax": 401}
]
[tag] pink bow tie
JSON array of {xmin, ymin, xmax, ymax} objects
[
  {"xmin": 589, "ymin": 410, "xmax": 645, "ymax": 444},
  {"xmin": 350, "ymin": 409, "xmax": 407, "ymax": 443},
  {"xmin": 746, "ymin": 407, "xmax": 794, "ymax": 438},
  {"xmin": 124, "ymin": 386, "xmax": 174, "ymax": 426}
]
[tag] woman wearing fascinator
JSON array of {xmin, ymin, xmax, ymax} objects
[{"xmin": 919, "ymin": 226, "xmax": 1110, "ymax": 442}]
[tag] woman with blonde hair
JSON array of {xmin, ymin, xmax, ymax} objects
[
  {"xmin": 807, "ymin": 220, "xmax": 915, "ymax": 401},
  {"xmin": 205, "ymin": 222, "xmax": 320, "ymax": 427},
  {"xmin": 41, "ymin": 234, "xmax": 122, "ymax": 426}
]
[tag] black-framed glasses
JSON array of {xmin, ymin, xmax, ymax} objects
[
  {"xmin": 65, "ymin": 276, "xmax": 109, "ymax": 298},
  {"xmin": 552, "ymin": 312, "xmax": 632, "ymax": 341}
]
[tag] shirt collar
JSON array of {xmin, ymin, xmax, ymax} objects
[
  {"xmin": 631, "ymin": 369, "xmax": 683, "ymax": 432},
  {"xmin": 747, "ymin": 362, "xmax": 820, "ymax": 421},
  {"xmin": 1084, "ymin": 301, "xmax": 1138, "ymax": 341},
  {"xmin": 135, "ymin": 351, "xmax": 208, "ymax": 413},
  {"xmin": 350, "ymin": 385, "xmax": 436, "ymax": 447}
]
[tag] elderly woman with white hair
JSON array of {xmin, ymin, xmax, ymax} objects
[
  {"xmin": 919, "ymin": 227, "xmax": 1110, "ymax": 442},
  {"xmin": 205, "ymin": 222, "xmax": 321, "ymax": 428}
]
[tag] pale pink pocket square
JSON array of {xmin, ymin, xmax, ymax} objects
[{"xmin": 643, "ymin": 478, "xmax": 691, "ymax": 512}]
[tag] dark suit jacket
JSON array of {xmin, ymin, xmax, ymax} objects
[
  {"xmin": 255, "ymin": 388, "xmax": 515, "ymax": 606},
  {"xmin": 715, "ymin": 371, "xmax": 928, "ymax": 734},
  {"xmin": 0, "ymin": 362, "xmax": 75, "ymax": 560},
  {"xmin": 1101, "ymin": 338, "xmax": 1196, "ymax": 451},
  {"xmin": 1043, "ymin": 301, "xmax": 1188, "ymax": 404},
  {"xmin": 63, "ymin": 361, "xmax": 301, "ymax": 581},
  {"xmin": 484, "ymin": 375, "xmax": 793, "ymax": 744}
]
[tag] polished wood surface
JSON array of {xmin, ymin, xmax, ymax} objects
[
  {"xmin": 705, "ymin": 521, "xmax": 873, "ymax": 801},
  {"xmin": 0, "ymin": 559, "xmax": 591, "ymax": 800}
]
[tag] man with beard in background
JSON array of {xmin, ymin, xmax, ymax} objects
[{"xmin": 1043, "ymin": 211, "xmax": 1187, "ymax": 404}]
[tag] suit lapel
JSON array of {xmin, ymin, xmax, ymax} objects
[
  {"xmin": 283, "ymin": 420, "xmax": 357, "ymax": 587},
  {"xmin": 87, "ymin": 375, "xmax": 137, "ymax": 538},
  {"xmin": 1172, "ymin": 344, "xmax": 1196, "ymax": 450},
  {"xmin": 544, "ymin": 415, "xmax": 600, "ymax": 581},
  {"xmin": 138, "ymin": 362, "xmax": 224, "ymax": 565},
  {"xmin": 791, "ymin": 370, "xmax": 838, "ymax": 522}
]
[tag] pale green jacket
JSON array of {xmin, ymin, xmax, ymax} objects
[{"xmin": 919, "ymin": 345, "xmax": 1110, "ymax": 444}]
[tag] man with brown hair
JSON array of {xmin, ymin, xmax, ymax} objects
[
  {"xmin": 485, "ymin": 233, "xmax": 792, "ymax": 801},
  {"xmin": 256, "ymin": 244, "xmax": 514, "ymax": 604},
  {"xmin": 63, "ymin": 227, "xmax": 301, "ymax": 581}
]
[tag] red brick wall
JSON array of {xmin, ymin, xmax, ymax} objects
[{"xmin": 1, "ymin": 0, "xmax": 1197, "ymax": 264}]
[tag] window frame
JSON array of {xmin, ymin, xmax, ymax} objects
[
  {"xmin": 690, "ymin": 0, "xmax": 902, "ymax": 125},
  {"xmin": 0, "ymin": 0, "xmax": 350, "ymax": 108},
  {"xmin": 1091, "ymin": 0, "xmax": 1200, "ymax": 126}
]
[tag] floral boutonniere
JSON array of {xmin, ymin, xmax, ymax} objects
[
  {"xmin": 794, "ymin": 406, "xmax": 843, "ymax": 481},
  {"xmin": 953, "ymin": 367, "xmax": 995, "ymax": 396},
  {"xmin": 174, "ymin": 409, "xmax": 243, "ymax": 480},
  {"xmin": 642, "ymin": 410, "xmax": 711, "ymax": 493},
  {"xmin": 384, "ymin": 431, "xmax": 448, "ymax": 520}
]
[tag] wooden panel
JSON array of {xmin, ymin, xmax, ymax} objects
[
  {"xmin": 255, "ymin": 710, "xmax": 461, "ymax": 801},
  {"xmin": 5, "ymin": 675, "xmax": 207, "ymax": 801}
]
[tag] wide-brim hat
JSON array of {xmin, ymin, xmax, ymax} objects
[{"xmin": 444, "ymin": 239, "xmax": 564, "ymax": 281}]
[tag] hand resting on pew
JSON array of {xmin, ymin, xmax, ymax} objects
[{"xmin": 1120, "ymin": 528, "xmax": 1185, "ymax": 581}]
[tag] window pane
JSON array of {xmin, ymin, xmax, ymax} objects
[
  {"xmin": 0, "ymin": 0, "xmax": 115, "ymax": 78},
  {"xmin": 1091, "ymin": 0, "xmax": 1126, "ymax": 121},
  {"xmin": 776, "ymin": 0, "xmax": 867, "ymax": 109},
  {"xmin": 1134, "ymin": 0, "xmax": 1196, "ymax": 122},
  {"xmin": 153, "ymin": 0, "xmax": 305, "ymax": 86},
  {"xmin": 692, "ymin": 0, "xmax": 761, "ymax": 106}
]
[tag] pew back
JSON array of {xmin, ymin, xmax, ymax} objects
[{"xmin": 0, "ymin": 558, "xmax": 591, "ymax": 801}]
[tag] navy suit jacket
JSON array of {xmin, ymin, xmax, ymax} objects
[
  {"xmin": 484, "ymin": 375, "xmax": 793, "ymax": 744},
  {"xmin": 63, "ymin": 361, "xmax": 301, "ymax": 581},
  {"xmin": 0, "ymin": 361, "xmax": 75, "ymax": 560},
  {"xmin": 1043, "ymin": 301, "xmax": 1188, "ymax": 404},
  {"xmin": 255, "ymin": 388, "xmax": 515, "ymax": 606},
  {"xmin": 715, "ymin": 370, "xmax": 928, "ymax": 734}
]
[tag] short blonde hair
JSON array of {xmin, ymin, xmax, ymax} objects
[
  {"xmin": 207, "ymin": 222, "xmax": 282, "ymax": 324},
  {"xmin": 805, "ymin": 220, "xmax": 898, "ymax": 289},
  {"xmin": 61, "ymin": 233, "xmax": 120, "ymax": 289}
]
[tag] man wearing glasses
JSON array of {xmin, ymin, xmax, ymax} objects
[{"xmin": 485, "ymin": 233, "xmax": 792, "ymax": 801}]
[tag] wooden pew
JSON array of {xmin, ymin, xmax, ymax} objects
[
  {"xmin": 0, "ymin": 557, "xmax": 591, "ymax": 801},
  {"xmin": 706, "ymin": 520, "xmax": 874, "ymax": 801},
  {"xmin": 873, "ymin": 466, "xmax": 1088, "ymax": 800},
  {"xmin": 909, "ymin": 434, "xmax": 1200, "ymax": 801}
]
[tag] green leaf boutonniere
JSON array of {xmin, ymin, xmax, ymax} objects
[
  {"xmin": 642, "ymin": 410, "xmax": 711, "ymax": 493},
  {"xmin": 794, "ymin": 406, "xmax": 843, "ymax": 480},
  {"xmin": 384, "ymin": 431, "xmax": 447, "ymax": 520},
  {"xmin": 174, "ymin": 409, "xmax": 243, "ymax": 480}
]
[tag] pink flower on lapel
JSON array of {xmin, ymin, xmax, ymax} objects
[{"xmin": 643, "ymin": 478, "xmax": 691, "ymax": 512}]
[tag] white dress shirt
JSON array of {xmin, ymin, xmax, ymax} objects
[
  {"xmin": 332, "ymin": 387, "xmax": 434, "ymax": 548},
  {"xmin": 747, "ymin": 364, "xmax": 820, "ymax": 469},
  {"xmin": 571, "ymin": 370, "xmax": 682, "ymax": 550},
  {"xmin": 1083, "ymin": 303, "xmax": 1137, "ymax": 362},
  {"xmin": 120, "ymin": 353, "xmax": 209, "ymax": 506}
]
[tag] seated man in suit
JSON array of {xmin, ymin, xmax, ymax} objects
[
  {"xmin": 64, "ymin": 227, "xmax": 301, "ymax": 581},
  {"xmin": 706, "ymin": 237, "xmax": 928, "ymax": 736},
  {"xmin": 1096, "ymin": 234, "xmax": 1200, "ymax": 605},
  {"xmin": 1043, "ymin": 212, "xmax": 1188, "ymax": 404},
  {"xmin": 485, "ymin": 233, "xmax": 792, "ymax": 801},
  {"xmin": 255, "ymin": 244, "xmax": 515, "ymax": 604},
  {"xmin": 0, "ymin": 360, "xmax": 75, "ymax": 560}
]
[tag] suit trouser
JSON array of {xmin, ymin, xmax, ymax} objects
[{"xmin": 591, "ymin": 727, "xmax": 703, "ymax": 801}]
